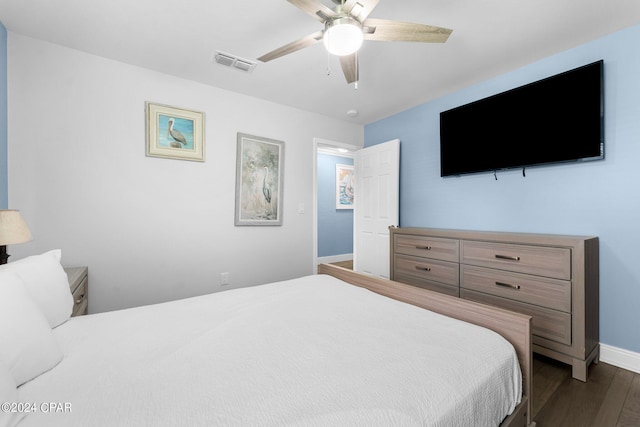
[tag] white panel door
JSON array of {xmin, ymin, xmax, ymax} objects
[{"xmin": 354, "ymin": 139, "xmax": 400, "ymax": 278}]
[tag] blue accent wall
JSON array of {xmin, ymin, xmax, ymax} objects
[
  {"xmin": 318, "ymin": 153, "xmax": 353, "ymax": 257},
  {"xmin": 365, "ymin": 24, "xmax": 640, "ymax": 354},
  {"xmin": 0, "ymin": 22, "xmax": 7, "ymax": 208}
]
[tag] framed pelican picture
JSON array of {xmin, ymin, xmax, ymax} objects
[
  {"xmin": 336, "ymin": 164, "xmax": 354, "ymax": 209},
  {"xmin": 145, "ymin": 102, "xmax": 205, "ymax": 161},
  {"xmin": 235, "ymin": 133, "xmax": 284, "ymax": 226}
]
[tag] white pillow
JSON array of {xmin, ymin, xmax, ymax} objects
[
  {"xmin": 0, "ymin": 359, "xmax": 25, "ymax": 427},
  {"xmin": 0, "ymin": 249, "xmax": 73, "ymax": 328},
  {"xmin": 0, "ymin": 270, "xmax": 63, "ymax": 386}
]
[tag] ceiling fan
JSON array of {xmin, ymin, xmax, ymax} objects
[{"xmin": 257, "ymin": 0, "xmax": 453, "ymax": 85}]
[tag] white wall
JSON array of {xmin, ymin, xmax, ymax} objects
[{"xmin": 7, "ymin": 33, "xmax": 363, "ymax": 313}]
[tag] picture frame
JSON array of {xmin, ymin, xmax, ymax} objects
[
  {"xmin": 336, "ymin": 164, "xmax": 354, "ymax": 209},
  {"xmin": 235, "ymin": 133, "xmax": 285, "ymax": 226},
  {"xmin": 146, "ymin": 102, "xmax": 205, "ymax": 161}
]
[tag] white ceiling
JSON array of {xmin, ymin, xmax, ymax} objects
[{"xmin": 1, "ymin": 0, "xmax": 639, "ymax": 125}]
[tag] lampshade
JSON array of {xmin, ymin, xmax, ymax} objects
[
  {"xmin": 323, "ymin": 17, "xmax": 364, "ymax": 56},
  {"xmin": 0, "ymin": 210, "xmax": 32, "ymax": 245}
]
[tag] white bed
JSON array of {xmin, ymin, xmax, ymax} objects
[{"xmin": 2, "ymin": 253, "xmax": 527, "ymax": 427}]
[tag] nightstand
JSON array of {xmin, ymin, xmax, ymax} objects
[{"xmin": 64, "ymin": 266, "xmax": 88, "ymax": 316}]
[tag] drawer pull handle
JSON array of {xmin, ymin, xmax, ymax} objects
[
  {"xmin": 416, "ymin": 245, "xmax": 432, "ymax": 250},
  {"xmin": 495, "ymin": 254, "xmax": 521, "ymax": 261},
  {"xmin": 415, "ymin": 266, "xmax": 431, "ymax": 272},
  {"xmin": 495, "ymin": 281, "xmax": 521, "ymax": 290},
  {"xmin": 76, "ymin": 294, "xmax": 85, "ymax": 304}
]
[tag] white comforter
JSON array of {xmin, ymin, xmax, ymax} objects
[{"xmin": 18, "ymin": 274, "xmax": 521, "ymax": 426}]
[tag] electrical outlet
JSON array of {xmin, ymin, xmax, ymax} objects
[{"xmin": 220, "ymin": 272, "xmax": 229, "ymax": 286}]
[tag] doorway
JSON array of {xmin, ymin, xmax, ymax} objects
[
  {"xmin": 312, "ymin": 138, "xmax": 400, "ymax": 278},
  {"xmin": 312, "ymin": 138, "xmax": 359, "ymax": 273}
]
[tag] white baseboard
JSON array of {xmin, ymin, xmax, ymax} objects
[
  {"xmin": 600, "ymin": 343, "xmax": 640, "ymax": 374},
  {"xmin": 317, "ymin": 254, "xmax": 353, "ymax": 264}
]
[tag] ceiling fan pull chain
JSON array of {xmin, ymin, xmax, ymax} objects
[
  {"xmin": 354, "ymin": 51, "xmax": 359, "ymax": 90},
  {"xmin": 326, "ymin": 49, "xmax": 332, "ymax": 76}
]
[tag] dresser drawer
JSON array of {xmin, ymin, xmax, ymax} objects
[
  {"xmin": 395, "ymin": 273, "xmax": 459, "ymax": 297},
  {"xmin": 71, "ymin": 276, "xmax": 88, "ymax": 317},
  {"xmin": 461, "ymin": 265, "xmax": 571, "ymax": 312},
  {"xmin": 461, "ymin": 240, "xmax": 571, "ymax": 280},
  {"xmin": 395, "ymin": 235, "xmax": 459, "ymax": 262},
  {"xmin": 462, "ymin": 289, "xmax": 571, "ymax": 345},
  {"xmin": 395, "ymin": 254, "xmax": 459, "ymax": 286}
]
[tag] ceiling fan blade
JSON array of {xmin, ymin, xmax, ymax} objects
[
  {"xmin": 343, "ymin": 0, "xmax": 380, "ymax": 22},
  {"xmin": 363, "ymin": 18, "xmax": 452, "ymax": 43},
  {"xmin": 258, "ymin": 31, "xmax": 324, "ymax": 62},
  {"xmin": 339, "ymin": 53, "xmax": 358, "ymax": 84},
  {"xmin": 287, "ymin": 0, "xmax": 337, "ymax": 23}
]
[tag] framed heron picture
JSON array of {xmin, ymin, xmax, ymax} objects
[
  {"xmin": 235, "ymin": 133, "xmax": 284, "ymax": 226},
  {"xmin": 336, "ymin": 164, "xmax": 354, "ymax": 209},
  {"xmin": 145, "ymin": 102, "xmax": 205, "ymax": 161}
]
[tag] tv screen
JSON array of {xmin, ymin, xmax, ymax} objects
[{"xmin": 440, "ymin": 60, "xmax": 604, "ymax": 177}]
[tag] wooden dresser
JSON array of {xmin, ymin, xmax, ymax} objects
[
  {"xmin": 390, "ymin": 227, "xmax": 599, "ymax": 381},
  {"xmin": 64, "ymin": 266, "xmax": 88, "ymax": 317}
]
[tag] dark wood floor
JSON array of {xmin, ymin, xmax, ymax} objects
[
  {"xmin": 533, "ymin": 355, "xmax": 640, "ymax": 427},
  {"xmin": 326, "ymin": 261, "xmax": 640, "ymax": 426}
]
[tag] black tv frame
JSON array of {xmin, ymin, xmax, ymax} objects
[{"xmin": 439, "ymin": 60, "xmax": 604, "ymax": 177}]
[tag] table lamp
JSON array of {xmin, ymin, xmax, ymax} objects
[{"xmin": 0, "ymin": 210, "xmax": 32, "ymax": 264}]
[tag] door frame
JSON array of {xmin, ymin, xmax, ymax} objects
[{"xmin": 312, "ymin": 137, "xmax": 361, "ymax": 274}]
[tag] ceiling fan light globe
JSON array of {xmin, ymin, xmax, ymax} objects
[{"xmin": 323, "ymin": 19, "xmax": 364, "ymax": 56}]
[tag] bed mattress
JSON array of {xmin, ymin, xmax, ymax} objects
[{"xmin": 17, "ymin": 274, "xmax": 521, "ymax": 426}]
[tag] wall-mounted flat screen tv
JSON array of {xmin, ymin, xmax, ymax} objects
[{"xmin": 440, "ymin": 60, "xmax": 604, "ymax": 177}]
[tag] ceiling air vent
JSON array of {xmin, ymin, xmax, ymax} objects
[{"xmin": 213, "ymin": 51, "xmax": 257, "ymax": 73}]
